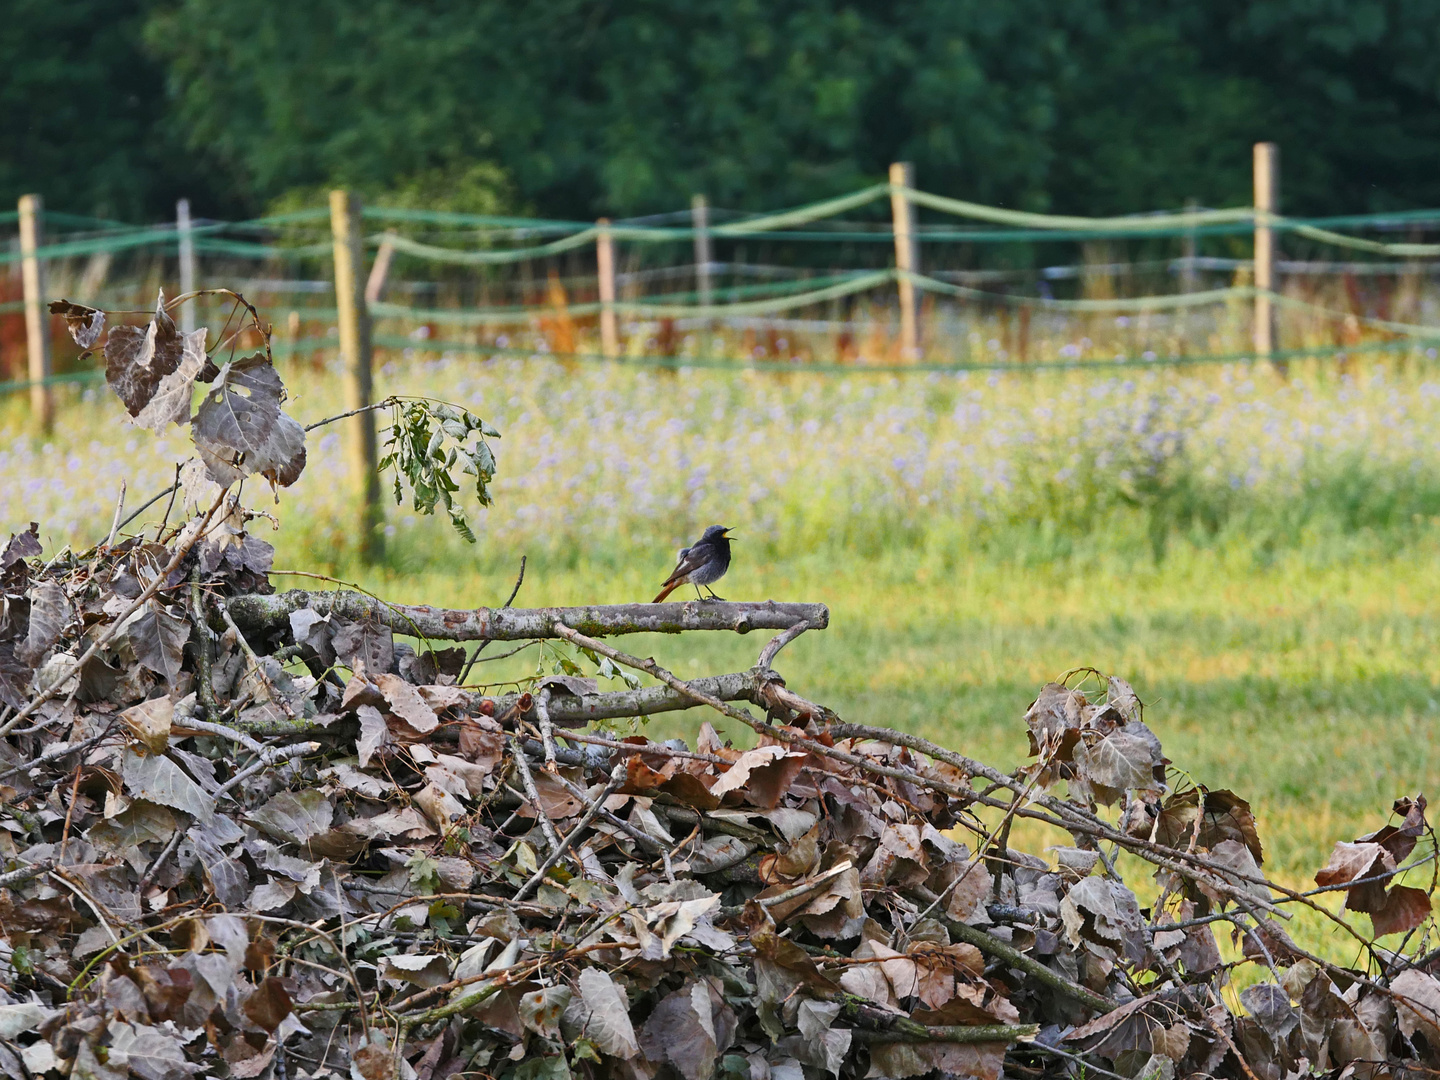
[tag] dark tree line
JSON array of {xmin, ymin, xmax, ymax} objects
[{"xmin": 6, "ymin": 0, "xmax": 1440, "ymax": 222}]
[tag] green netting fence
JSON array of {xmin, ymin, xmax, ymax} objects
[{"xmin": 5, "ymin": 177, "xmax": 1440, "ymax": 399}]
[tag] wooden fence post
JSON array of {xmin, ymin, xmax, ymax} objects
[
  {"xmin": 330, "ymin": 190, "xmax": 383, "ymax": 560},
  {"xmin": 1181, "ymin": 198, "xmax": 1199, "ymax": 294},
  {"xmin": 889, "ymin": 162, "xmax": 919, "ymax": 359},
  {"xmin": 597, "ymin": 219, "xmax": 619, "ymax": 358},
  {"xmin": 18, "ymin": 195, "xmax": 53, "ymax": 432},
  {"xmin": 365, "ymin": 231, "xmax": 397, "ymax": 304},
  {"xmin": 1253, "ymin": 142, "xmax": 1279, "ymax": 360},
  {"xmin": 176, "ymin": 198, "xmax": 197, "ymax": 335},
  {"xmin": 691, "ymin": 195, "xmax": 713, "ymax": 309}
]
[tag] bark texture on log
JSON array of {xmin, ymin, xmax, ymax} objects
[{"xmin": 227, "ymin": 590, "xmax": 827, "ymax": 641}]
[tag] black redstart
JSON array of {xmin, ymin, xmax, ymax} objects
[{"xmin": 652, "ymin": 525, "xmax": 734, "ymax": 602}]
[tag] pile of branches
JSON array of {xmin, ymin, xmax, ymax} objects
[
  {"xmin": 0, "ymin": 290, "xmax": 1437, "ymax": 1080},
  {"xmin": 0, "ymin": 534, "xmax": 1437, "ymax": 1080}
]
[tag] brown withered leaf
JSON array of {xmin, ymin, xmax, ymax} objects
[
  {"xmin": 0, "ymin": 641, "xmax": 30, "ymax": 710},
  {"xmin": 192, "ymin": 354, "xmax": 306, "ymax": 487},
  {"xmin": 621, "ymin": 753, "xmax": 669, "ymax": 793},
  {"xmin": 1, "ymin": 522, "xmax": 41, "ymax": 567},
  {"xmin": 1073, "ymin": 722, "xmax": 1163, "ymax": 804},
  {"xmin": 1240, "ymin": 982, "xmax": 1300, "ymax": 1041},
  {"xmin": 133, "ymin": 965, "xmax": 195, "ymax": 1023},
  {"xmin": 1239, "ymin": 917, "xmax": 1306, "ymax": 967},
  {"xmin": 1155, "ymin": 787, "xmax": 1264, "ymax": 865},
  {"xmin": 1392, "ymin": 969, "xmax": 1440, "ymax": 1043},
  {"xmin": 659, "ymin": 770, "xmax": 721, "ymax": 810},
  {"xmin": 105, "ymin": 292, "xmax": 185, "ymax": 417},
  {"xmin": 50, "ymin": 299, "xmax": 106, "ymax": 347},
  {"xmin": 457, "ymin": 719, "xmax": 505, "ymax": 771},
  {"xmin": 519, "ymin": 984, "xmax": 571, "ymax": 1040},
  {"xmin": 248, "ymin": 789, "xmax": 333, "ymax": 844},
  {"xmin": 373, "ymin": 672, "xmax": 438, "ymax": 735},
  {"xmin": 381, "ymin": 953, "xmax": 450, "ymax": 989},
  {"xmin": 1316, "ymin": 840, "xmax": 1389, "ymax": 891},
  {"xmin": 1066, "ymin": 990, "xmax": 1171, "ymax": 1062},
  {"xmin": 1025, "ymin": 682, "xmax": 1085, "ymax": 759},
  {"xmin": 120, "ymin": 696, "xmax": 173, "ymax": 755},
  {"xmin": 575, "ymin": 968, "xmax": 641, "ymax": 1060},
  {"xmin": 1358, "ymin": 793, "xmax": 1429, "ymax": 866},
  {"xmin": 1108, "ymin": 674, "xmax": 1143, "ymax": 721},
  {"xmin": 744, "ymin": 750, "xmax": 809, "ymax": 810},
  {"xmin": 134, "ymin": 328, "xmax": 207, "ymax": 433},
  {"xmin": 1313, "ymin": 797, "xmax": 1432, "ymax": 929},
  {"xmin": 242, "ymin": 977, "xmax": 293, "ymax": 1032},
  {"xmin": 16, "ymin": 580, "xmax": 69, "ymax": 666},
  {"xmin": 1368, "ymin": 884, "xmax": 1433, "ymax": 938},
  {"xmin": 332, "ymin": 617, "xmax": 394, "ymax": 675},
  {"xmin": 108, "ymin": 1022, "xmax": 201, "ymax": 1079},
  {"xmin": 352, "ymin": 1038, "xmax": 397, "ymax": 1080},
  {"xmin": 125, "ymin": 604, "xmax": 190, "ymax": 683},
  {"xmin": 867, "ymin": 1038, "xmax": 1005, "ymax": 1080},
  {"xmin": 709, "ymin": 745, "xmax": 789, "ymax": 799}
]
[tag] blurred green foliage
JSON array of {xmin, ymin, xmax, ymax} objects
[{"xmin": 7, "ymin": 1, "xmax": 1440, "ymax": 219}]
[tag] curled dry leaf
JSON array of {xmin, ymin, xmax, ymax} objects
[{"xmin": 49, "ymin": 299, "xmax": 106, "ymax": 348}]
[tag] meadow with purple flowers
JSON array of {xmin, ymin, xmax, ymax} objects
[{"xmin": 1, "ymin": 353, "xmax": 1437, "ymax": 891}]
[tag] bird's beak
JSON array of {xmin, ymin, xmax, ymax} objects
[{"xmin": 723, "ymin": 527, "xmax": 736, "ymax": 538}]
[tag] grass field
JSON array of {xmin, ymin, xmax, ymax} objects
[{"xmin": 2, "ymin": 349, "xmax": 1438, "ymax": 963}]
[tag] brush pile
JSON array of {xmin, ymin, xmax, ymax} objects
[
  {"xmin": 0, "ymin": 292, "xmax": 1437, "ymax": 1080},
  {"xmin": 0, "ymin": 527, "xmax": 1436, "ymax": 1080}
]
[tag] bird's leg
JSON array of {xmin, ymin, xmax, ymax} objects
[{"xmin": 703, "ymin": 586, "xmax": 725, "ymax": 601}]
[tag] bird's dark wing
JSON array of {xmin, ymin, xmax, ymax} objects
[{"xmin": 660, "ymin": 544, "xmax": 708, "ymax": 587}]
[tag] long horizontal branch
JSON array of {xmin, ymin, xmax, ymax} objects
[
  {"xmin": 227, "ymin": 590, "xmax": 827, "ymax": 642},
  {"xmin": 230, "ymin": 670, "xmax": 767, "ymax": 737}
]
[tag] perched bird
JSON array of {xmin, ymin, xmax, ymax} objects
[{"xmin": 652, "ymin": 525, "xmax": 734, "ymax": 603}]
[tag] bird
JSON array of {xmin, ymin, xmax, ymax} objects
[{"xmin": 652, "ymin": 525, "xmax": 734, "ymax": 603}]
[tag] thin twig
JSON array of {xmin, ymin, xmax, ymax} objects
[
  {"xmin": 190, "ymin": 568, "xmax": 218, "ymax": 720},
  {"xmin": 0, "ymin": 860, "xmax": 54, "ymax": 889},
  {"xmin": 1019, "ymin": 1042, "xmax": 1131, "ymax": 1080},
  {"xmin": 154, "ymin": 464, "xmax": 183, "ymax": 541},
  {"xmin": 0, "ymin": 731, "xmax": 113, "ymax": 784},
  {"xmin": 507, "ymin": 736, "xmax": 562, "ymax": 854},
  {"xmin": 137, "ymin": 828, "xmax": 187, "ymax": 896},
  {"xmin": 459, "ymin": 555, "xmax": 526, "ymax": 684},
  {"xmin": 513, "ymin": 761, "xmax": 627, "ymax": 902},
  {"xmin": 111, "ymin": 474, "xmax": 177, "ymax": 536},
  {"xmin": 212, "ymin": 742, "xmax": 319, "ymax": 800},
  {"xmin": 174, "ymin": 715, "xmax": 268, "ymax": 756},
  {"xmin": 717, "ymin": 860, "xmax": 854, "ymax": 918},
  {"xmin": 544, "ymin": 767, "xmax": 666, "ymax": 853},
  {"xmin": 909, "ymin": 883, "xmax": 1117, "ymax": 1014},
  {"xmin": 534, "ymin": 688, "xmax": 558, "ymax": 771},
  {"xmin": 303, "ymin": 395, "xmax": 401, "ymax": 432},
  {"xmin": 104, "ymin": 481, "xmax": 126, "ymax": 548},
  {"xmin": 217, "ymin": 597, "xmax": 298, "ymax": 719}
]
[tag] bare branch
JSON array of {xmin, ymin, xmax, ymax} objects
[
  {"xmin": 757, "ymin": 619, "xmax": 811, "ymax": 670},
  {"xmin": 227, "ymin": 590, "xmax": 828, "ymax": 642}
]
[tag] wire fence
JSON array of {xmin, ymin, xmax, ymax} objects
[{"xmin": 6, "ymin": 172, "xmax": 1440, "ymax": 398}]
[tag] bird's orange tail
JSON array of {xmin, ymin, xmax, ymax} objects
[{"xmin": 652, "ymin": 581, "xmax": 681, "ymax": 603}]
